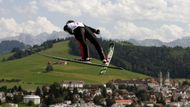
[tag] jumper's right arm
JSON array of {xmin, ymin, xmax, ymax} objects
[{"xmin": 85, "ymin": 25, "xmax": 100, "ymax": 34}]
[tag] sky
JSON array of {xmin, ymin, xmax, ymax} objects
[{"xmin": 1, "ymin": 0, "xmax": 190, "ymax": 42}]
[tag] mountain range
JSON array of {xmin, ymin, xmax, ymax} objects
[
  {"xmin": 1, "ymin": 31, "xmax": 190, "ymax": 48},
  {"xmin": 0, "ymin": 31, "xmax": 70, "ymax": 46},
  {"xmin": 128, "ymin": 37, "xmax": 190, "ymax": 48}
]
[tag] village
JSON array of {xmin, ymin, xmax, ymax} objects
[{"xmin": 0, "ymin": 72, "xmax": 190, "ymax": 107}]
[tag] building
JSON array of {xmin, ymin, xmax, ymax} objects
[
  {"xmin": 106, "ymin": 88, "xmax": 113, "ymax": 94},
  {"xmin": 111, "ymin": 79, "xmax": 147, "ymax": 86},
  {"xmin": 49, "ymin": 103, "xmax": 68, "ymax": 107},
  {"xmin": 167, "ymin": 102, "xmax": 181, "ymax": 107},
  {"xmin": 164, "ymin": 72, "xmax": 171, "ymax": 86},
  {"xmin": 23, "ymin": 95, "xmax": 40, "ymax": 105},
  {"xmin": 115, "ymin": 99, "xmax": 133, "ymax": 106},
  {"xmin": 141, "ymin": 101, "xmax": 154, "ymax": 107},
  {"xmin": 61, "ymin": 80, "xmax": 84, "ymax": 88},
  {"xmin": 0, "ymin": 92, "xmax": 5, "ymax": 103},
  {"xmin": 159, "ymin": 72, "xmax": 163, "ymax": 87}
]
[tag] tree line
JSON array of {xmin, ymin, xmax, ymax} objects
[
  {"xmin": 0, "ymin": 40, "xmax": 27, "ymax": 55},
  {"xmin": 2, "ymin": 38, "xmax": 69, "ymax": 61},
  {"xmin": 69, "ymin": 38, "xmax": 190, "ymax": 78}
]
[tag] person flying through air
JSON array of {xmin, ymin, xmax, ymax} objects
[{"xmin": 63, "ymin": 20, "xmax": 108, "ymax": 64}]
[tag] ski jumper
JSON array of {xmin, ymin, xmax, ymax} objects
[{"xmin": 64, "ymin": 21, "xmax": 106, "ymax": 61}]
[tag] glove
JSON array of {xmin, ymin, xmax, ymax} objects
[{"xmin": 96, "ymin": 29, "xmax": 100, "ymax": 34}]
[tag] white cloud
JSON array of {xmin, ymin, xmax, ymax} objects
[
  {"xmin": 157, "ymin": 25, "xmax": 184, "ymax": 42},
  {"xmin": 38, "ymin": 0, "xmax": 190, "ymax": 42},
  {"xmin": 16, "ymin": 0, "xmax": 38, "ymax": 15},
  {"xmin": 40, "ymin": 0, "xmax": 81, "ymax": 16},
  {"xmin": 107, "ymin": 21, "xmax": 188, "ymax": 42},
  {"xmin": 113, "ymin": 21, "xmax": 154, "ymax": 40},
  {"xmin": 98, "ymin": 27, "xmax": 112, "ymax": 39},
  {"xmin": 0, "ymin": 17, "xmax": 61, "ymax": 39},
  {"xmin": 40, "ymin": 0, "xmax": 190, "ymax": 22},
  {"xmin": 0, "ymin": 18, "xmax": 22, "ymax": 38},
  {"xmin": 22, "ymin": 17, "xmax": 61, "ymax": 35},
  {"xmin": 1, "ymin": 0, "xmax": 190, "ymax": 41}
]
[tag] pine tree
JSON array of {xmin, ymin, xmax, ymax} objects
[
  {"xmin": 35, "ymin": 86, "xmax": 42, "ymax": 97},
  {"xmin": 46, "ymin": 62, "xmax": 54, "ymax": 72}
]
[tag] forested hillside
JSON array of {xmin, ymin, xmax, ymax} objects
[
  {"xmin": 69, "ymin": 38, "xmax": 190, "ymax": 78},
  {"xmin": 0, "ymin": 40, "xmax": 27, "ymax": 55}
]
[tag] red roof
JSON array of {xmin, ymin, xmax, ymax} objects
[{"xmin": 115, "ymin": 99, "xmax": 133, "ymax": 103}]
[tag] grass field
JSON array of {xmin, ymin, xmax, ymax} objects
[{"xmin": 0, "ymin": 41, "xmax": 148, "ymax": 90}]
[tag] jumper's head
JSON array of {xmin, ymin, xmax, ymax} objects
[{"xmin": 66, "ymin": 20, "xmax": 74, "ymax": 24}]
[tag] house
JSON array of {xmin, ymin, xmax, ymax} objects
[
  {"xmin": 115, "ymin": 99, "xmax": 133, "ymax": 106},
  {"xmin": 23, "ymin": 95, "xmax": 40, "ymax": 105},
  {"xmin": 141, "ymin": 101, "xmax": 154, "ymax": 107},
  {"xmin": 49, "ymin": 103, "xmax": 68, "ymax": 107},
  {"xmin": 64, "ymin": 100, "xmax": 72, "ymax": 105},
  {"xmin": 83, "ymin": 84, "xmax": 103, "ymax": 97},
  {"xmin": 164, "ymin": 98, "xmax": 171, "ymax": 105},
  {"xmin": 61, "ymin": 80, "xmax": 84, "ymax": 88},
  {"xmin": 111, "ymin": 103, "xmax": 125, "ymax": 107},
  {"xmin": 147, "ymin": 78, "xmax": 159, "ymax": 88},
  {"xmin": 110, "ymin": 79, "xmax": 147, "ymax": 89},
  {"xmin": 167, "ymin": 102, "xmax": 181, "ymax": 107},
  {"xmin": 53, "ymin": 61, "xmax": 68, "ymax": 65},
  {"xmin": 83, "ymin": 84, "xmax": 103, "ymax": 90},
  {"xmin": 0, "ymin": 92, "xmax": 5, "ymax": 103},
  {"xmin": 79, "ymin": 102, "xmax": 102, "ymax": 107},
  {"xmin": 106, "ymin": 88, "xmax": 112, "ymax": 94},
  {"xmin": 127, "ymin": 92, "xmax": 136, "ymax": 99}
]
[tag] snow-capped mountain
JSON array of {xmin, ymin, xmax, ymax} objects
[{"xmin": 0, "ymin": 31, "xmax": 70, "ymax": 45}]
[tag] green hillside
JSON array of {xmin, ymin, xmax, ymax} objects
[{"xmin": 0, "ymin": 41, "xmax": 148, "ymax": 90}]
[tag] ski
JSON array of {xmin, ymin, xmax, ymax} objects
[
  {"xmin": 100, "ymin": 43, "xmax": 115, "ymax": 75},
  {"xmin": 38, "ymin": 53, "xmax": 123, "ymax": 70}
]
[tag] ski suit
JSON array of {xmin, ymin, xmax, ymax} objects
[{"xmin": 64, "ymin": 21, "xmax": 106, "ymax": 61}]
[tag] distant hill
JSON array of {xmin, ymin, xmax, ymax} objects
[
  {"xmin": 128, "ymin": 37, "xmax": 190, "ymax": 47},
  {"xmin": 166, "ymin": 37, "xmax": 190, "ymax": 47},
  {"xmin": 0, "ymin": 40, "xmax": 27, "ymax": 55},
  {"xmin": 0, "ymin": 31, "xmax": 70, "ymax": 45},
  {"xmin": 128, "ymin": 39, "xmax": 164, "ymax": 47}
]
